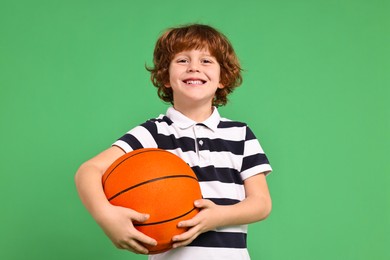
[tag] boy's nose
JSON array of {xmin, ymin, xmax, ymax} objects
[{"xmin": 187, "ymin": 62, "xmax": 200, "ymax": 72}]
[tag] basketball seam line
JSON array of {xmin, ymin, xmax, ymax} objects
[
  {"xmin": 102, "ymin": 149, "xmax": 171, "ymax": 185},
  {"xmin": 134, "ymin": 207, "xmax": 198, "ymax": 226},
  {"xmin": 107, "ymin": 175, "xmax": 198, "ymax": 201}
]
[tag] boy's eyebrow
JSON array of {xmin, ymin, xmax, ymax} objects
[{"xmin": 174, "ymin": 51, "xmax": 215, "ymax": 57}]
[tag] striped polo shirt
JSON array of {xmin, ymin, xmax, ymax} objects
[{"xmin": 113, "ymin": 107, "xmax": 272, "ymax": 260}]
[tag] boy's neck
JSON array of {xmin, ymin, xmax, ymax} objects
[{"xmin": 173, "ymin": 103, "xmax": 214, "ymax": 123}]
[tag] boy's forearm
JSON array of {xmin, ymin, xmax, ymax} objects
[
  {"xmin": 75, "ymin": 164, "xmax": 111, "ymax": 221},
  {"xmin": 217, "ymin": 173, "xmax": 272, "ymax": 227},
  {"xmin": 218, "ymin": 194, "xmax": 271, "ymax": 227}
]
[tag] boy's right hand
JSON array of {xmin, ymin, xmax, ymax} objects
[{"xmin": 96, "ymin": 204, "xmax": 157, "ymax": 254}]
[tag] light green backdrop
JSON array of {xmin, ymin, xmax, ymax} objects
[{"xmin": 1, "ymin": 0, "xmax": 389, "ymax": 259}]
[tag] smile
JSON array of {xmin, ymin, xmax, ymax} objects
[{"xmin": 183, "ymin": 79, "xmax": 206, "ymax": 85}]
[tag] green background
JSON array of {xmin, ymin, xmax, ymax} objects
[{"xmin": 1, "ymin": 0, "xmax": 389, "ymax": 259}]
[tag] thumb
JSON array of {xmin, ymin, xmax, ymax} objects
[
  {"xmin": 194, "ymin": 199, "xmax": 213, "ymax": 209},
  {"xmin": 129, "ymin": 210, "xmax": 150, "ymax": 223}
]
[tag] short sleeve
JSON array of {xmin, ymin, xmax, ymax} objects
[
  {"xmin": 112, "ymin": 120, "xmax": 158, "ymax": 153},
  {"xmin": 240, "ymin": 126, "xmax": 272, "ymax": 180}
]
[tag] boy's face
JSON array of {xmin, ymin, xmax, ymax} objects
[{"xmin": 166, "ymin": 48, "xmax": 223, "ymax": 108}]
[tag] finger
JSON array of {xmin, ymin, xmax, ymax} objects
[
  {"xmin": 120, "ymin": 239, "xmax": 150, "ymax": 255},
  {"xmin": 172, "ymin": 234, "xmax": 197, "ymax": 249},
  {"xmin": 177, "ymin": 218, "xmax": 197, "ymax": 228},
  {"xmin": 133, "ymin": 230, "xmax": 157, "ymax": 247},
  {"xmin": 130, "ymin": 212, "xmax": 151, "ymax": 223},
  {"xmin": 177, "ymin": 208, "xmax": 203, "ymax": 228},
  {"xmin": 173, "ymin": 225, "xmax": 199, "ymax": 242}
]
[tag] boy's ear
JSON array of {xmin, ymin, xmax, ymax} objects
[
  {"xmin": 164, "ymin": 82, "xmax": 171, "ymax": 88},
  {"xmin": 218, "ymin": 83, "xmax": 225, "ymax": 89}
]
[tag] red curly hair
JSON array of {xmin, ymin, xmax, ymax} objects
[{"xmin": 146, "ymin": 24, "xmax": 242, "ymax": 106}]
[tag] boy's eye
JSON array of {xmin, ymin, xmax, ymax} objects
[{"xmin": 177, "ymin": 59, "xmax": 188, "ymax": 63}]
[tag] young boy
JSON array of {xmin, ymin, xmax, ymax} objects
[{"xmin": 75, "ymin": 23, "xmax": 272, "ymax": 260}]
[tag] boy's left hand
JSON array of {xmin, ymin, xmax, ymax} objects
[{"xmin": 171, "ymin": 199, "xmax": 221, "ymax": 248}]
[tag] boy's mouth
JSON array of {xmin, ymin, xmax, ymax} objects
[{"xmin": 183, "ymin": 78, "xmax": 206, "ymax": 85}]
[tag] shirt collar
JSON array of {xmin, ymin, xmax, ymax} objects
[{"xmin": 166, "ymin": 106, "xmax": 220, "ymax": 132}]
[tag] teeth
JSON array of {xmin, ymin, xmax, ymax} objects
[{"xmin": 186, "ymin": 80, "xmax": 204, "ymax": 85}]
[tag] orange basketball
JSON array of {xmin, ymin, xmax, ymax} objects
[{"xmin": 102, "ymin": 148, "xmax": 202, "ymax": 254}]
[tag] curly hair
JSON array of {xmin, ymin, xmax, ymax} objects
[{"xmin": 146, "ymin": 24, "xmax": 242, "ymax": 106}]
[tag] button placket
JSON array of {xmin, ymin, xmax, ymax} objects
[
  {"xmin": 193, "ymin": 124, "xmax": 204, "ymax": 159},
  {"xmin": 194, "ymin": 124, "xmax": 209, "ymax": 163}
]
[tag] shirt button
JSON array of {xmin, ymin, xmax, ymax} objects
[{"xmin": 199, "ymin": 140, "xmax": 204, "ymax": 146}]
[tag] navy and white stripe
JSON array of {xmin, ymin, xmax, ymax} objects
[{"xmin": 113, "ymin": 107, "xmax": 272, "ymax": 260}]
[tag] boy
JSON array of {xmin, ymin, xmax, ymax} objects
[{"xmin": 75, "ymin": 23, "xmax": 272, "ymax": 259}]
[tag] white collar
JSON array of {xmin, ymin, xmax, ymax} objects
[{"xmin": 166, "ymin": 106, "xmax": 220, "ymax": 132}]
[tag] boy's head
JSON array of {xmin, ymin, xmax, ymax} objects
[{"xmin": 147, "ymin": 23, "xmax": 242, "ymax": 107}]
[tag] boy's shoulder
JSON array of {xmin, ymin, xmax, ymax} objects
[
  {"xmin": 144, "ymin": 114, "xmax": 172, "ymax": 124},
  {"xmin": 218, "ymin": 116, "xmax": 248, "ymax": 128}
]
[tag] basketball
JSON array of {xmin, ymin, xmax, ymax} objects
[{"xmin": 102, "ymin": 148, "xmax": 202, "ymax": 254}]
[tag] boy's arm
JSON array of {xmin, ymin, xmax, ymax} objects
[
  {"xmin": 74, "ymin": 146, "xmax": 157, "ymax": 254},
  {"xmin": 172, "ymin": 173, "xmax": 271, "ymax": 248}
]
